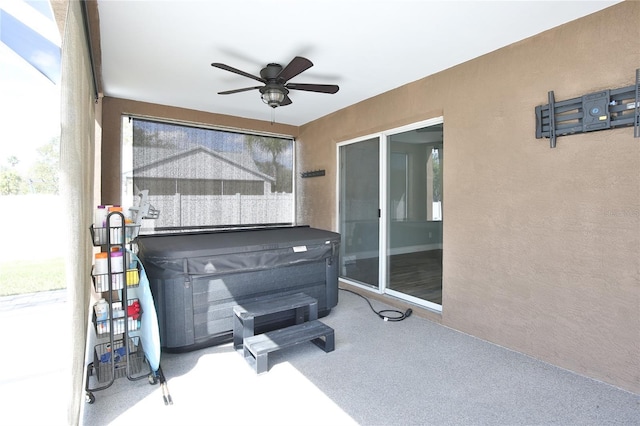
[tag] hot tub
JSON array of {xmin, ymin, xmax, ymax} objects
[{"xmin": 136, "ymin": 226, "xmax": 340, "ymax": 352}]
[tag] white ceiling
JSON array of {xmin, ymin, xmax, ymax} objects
[{"xmin": 96, "ymin": 0, "xmax": 621, "ymax": 127}]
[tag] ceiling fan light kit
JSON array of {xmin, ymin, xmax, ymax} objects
[
  {"xmin": 211, "ymin": 56, "xmax": 339, "ymax": 109},
  {"xmin": 260, "ymin": 85, "xmax": 288, "ymax": 108}
]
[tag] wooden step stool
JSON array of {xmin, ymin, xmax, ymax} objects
[
  {"xmin": 232, "ymin": 292, "xmax": 335, "ymax": 373},
  {"xmin": 232, "ymin": 292, "xmax": 319, "ymax": 351},
  {"xmin": 243, "ymin": 320, "xmax": 335, "ymax": 374}
]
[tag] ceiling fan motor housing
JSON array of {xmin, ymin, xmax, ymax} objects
[{"xmin": 260, "ymin": 63, "xmax": 284, "ymax": 81}]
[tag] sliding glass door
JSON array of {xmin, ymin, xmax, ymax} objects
[
  {"xmin": 338, "ymin": 119, "xmax": 443, "ymax": 311},
  {"xmin": 338, "ymin": 137, "xmax": 380, "ymax": 288},
  {"xmin": 386, "ymin": 124, "xmax": 443, "ymax": 308}
]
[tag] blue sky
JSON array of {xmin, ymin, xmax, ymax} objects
[{"xmin": 0, "ymin": 0, "xmax": 60, "ymax": 173}]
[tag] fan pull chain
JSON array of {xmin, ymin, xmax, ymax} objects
[{"xmin": 271, "ymin": 108, "xmax": 275, "ymax": 125}]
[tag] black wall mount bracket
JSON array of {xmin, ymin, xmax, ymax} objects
[{"xmin": 535, "ymin": 68, "xmax": 640, "ymax": 148}]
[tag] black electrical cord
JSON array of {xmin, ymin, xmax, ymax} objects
[{"xmin": 339, "ymin": 287, "xmax": 412, "ymax": 322}]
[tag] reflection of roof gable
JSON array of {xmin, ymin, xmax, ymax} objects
[{"xmin": 133, "ymin": 146, "xmax": 274, "ymax": 182}]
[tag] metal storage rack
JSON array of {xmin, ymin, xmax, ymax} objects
[{"xmin": 84, "ymin": 210, "xmax": 151, "ymax": 404}]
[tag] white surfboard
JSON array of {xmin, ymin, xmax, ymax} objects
[{"xmin": 128, "ymin": 251, "xmax": 161, "ymax": 372}]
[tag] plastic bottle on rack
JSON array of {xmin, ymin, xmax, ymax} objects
[
  {"xmin": 94, "ymin": 252, "xmax": 109, "ymax": 291},
  {"xmin": 93, "ymin": 205, "xmax": 108, "ymax": 245},
  {"xmin": 95, "ymin": 298, "xmax": 109, "ymax": 321},
  {"xmin": 110, "ymin": 250, "xmax": 124, "ymax": 289},
  {"xmin": 110, "ymin": 250, "xmax": 124, "ymax": 273},
  {"xmin": 108, "ymin": 206, "xmax": 124, "ymax": 243},
  {"xmin": 94, "ymin": 252, "xmax": 108, "ymax": 275}
]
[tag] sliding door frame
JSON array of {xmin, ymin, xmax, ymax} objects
[
  {"xmin": 337, "ymin": 117, "xmax": 444, "ymax": 312},
  {"xmin": 336, "ymin": 134, "xmax": 385, "ymax": 293}
]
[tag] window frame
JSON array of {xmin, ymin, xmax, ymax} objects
[{"xmin": 121, "ymin": 115, "xmax": 296, "ymax": 230}]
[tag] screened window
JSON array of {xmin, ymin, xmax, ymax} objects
[{"xmin": 121, "ymin": 117, "xmax": 294, "ymax": 229}]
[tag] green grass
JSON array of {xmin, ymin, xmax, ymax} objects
[{"xmin": 0, "ymin": 257, "xmax": 66, "ymax": 296}]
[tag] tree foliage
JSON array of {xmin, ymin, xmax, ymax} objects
[
  {"xmin": 0, "ymin": 137, "xmax": 59, "ymax": 195},
  {"xmin": 133, "ymin": 122, "xmax": 175, "ymax": 148},
  {"xmin": 432, "ymin": 153, "xmax": 442, "ymax": 202},
  {"xmin": 28, "ymin": 137, "xmax": 60, "ymax": 194},
  {"xmin": 246, "ymin": 136, "xmax": 292, "ymax": 193},
  {"xmin": 0, "ymin": 168, "xmax": 22, "ymax": 195}
]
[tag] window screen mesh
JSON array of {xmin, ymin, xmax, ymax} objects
[{"xmin": 124, "ymin": 118, "xmax": 294, "ymax": 229}]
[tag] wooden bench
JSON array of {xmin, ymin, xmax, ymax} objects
[
  {"xmin": 243, "ymin": 320, "xmax": 335, "ymax": 374},
  {"xmin": 232, "ymin": 292, "xmax": 318, "ymax": 351}
]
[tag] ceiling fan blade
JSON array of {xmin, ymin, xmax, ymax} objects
[
  {"xmin": 218, "ymin": 86, "xmax": 262, "ymax": 95},
  {"xmin": 280, "ymin": 94, "xmax": 292, "ymax": 106},
  {"xmin": 211, "ymin": 63, "xmax": 265, "ymax": 83},
  {"xmin": 286, "ymin": 83, "xmax": 339, "ymax": 94},
  {"xmin": 277, "ymin": 56, "xmax": 313, "ymax": 82}
]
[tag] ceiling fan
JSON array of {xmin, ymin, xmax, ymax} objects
[{"xmin": 211, "ymin": 56, "xmax": 339, "ymax": 108}]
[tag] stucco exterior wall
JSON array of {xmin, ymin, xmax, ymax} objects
[{"xmin": 296, "ymin": 1, "xmax": 640, "ymax": 393}]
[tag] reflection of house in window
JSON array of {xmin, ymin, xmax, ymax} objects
[
  {"xmin": 390, "ymin": 152, "xmax": 408, "ymax": 220},
  {"xmin": 130, "ymin": 146, "xmax": 275, "ymax": 196}
]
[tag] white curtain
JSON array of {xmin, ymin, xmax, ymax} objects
[{"xmin": 58, "ymin": 1, "xmax": 95, "ymax": 424}]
